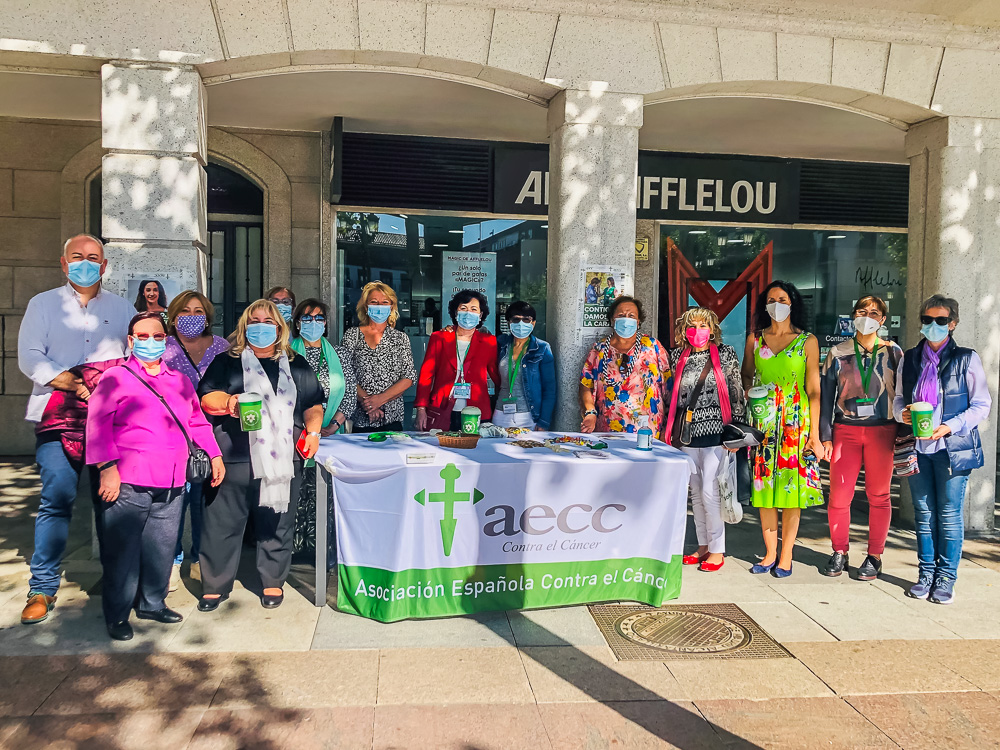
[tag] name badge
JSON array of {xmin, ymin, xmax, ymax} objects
[
  {"xmin": 452, "ymin": 382, "xmax": 471, "ymax": 399},
  {"xmin": 503, "ymin": 402, "xmax": 517, "ymax": 414},
  {"xmin": 857, "ymin": 399, "xmax": 876, "ymax": 418}
]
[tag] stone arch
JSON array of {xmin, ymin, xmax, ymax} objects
[
  {"xmin": 207, "ymin": 127, "xmax": 293, "ymax": 290},
  {"xmin": 60, "ymin": 138, "xmax": 103, "ymax": 242}
]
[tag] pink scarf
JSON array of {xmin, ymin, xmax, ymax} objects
[{"xmin": 665, "ymin": 345, "xmax": 731, "ymax": 440}]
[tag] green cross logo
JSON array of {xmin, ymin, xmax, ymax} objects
[{"xmin": 414, "ymin": 463, "xmax": 484, "ymax": 556}]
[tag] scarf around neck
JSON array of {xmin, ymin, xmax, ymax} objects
[
  {"xmin": 915, "ymin": 340, "xmax": 944, "ymax": 408},
  {"xmin": 290, "ymin": 336, "xmax": 345, "ymax": 429},
  {"xmin": 242, "ymin": 349, "xmax": 297, "ymax": 513}
]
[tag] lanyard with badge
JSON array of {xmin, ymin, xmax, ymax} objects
[
  {"xmin": 853, "ymin": 338, "xmax": 879, "ymax": 418},
  {"xmin": 502, "ymin": 343, "xmax": 528, "ymax": 414},
  {"xmin": 452, "ymin": 336, "xmax": 472, "ymax": 400}
]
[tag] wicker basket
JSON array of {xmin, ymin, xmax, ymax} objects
[{"xmin": 436, "ymin": 434, "xmax": 481, "ymax": 450}]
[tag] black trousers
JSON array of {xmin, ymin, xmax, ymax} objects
[
  {"xmin": 95, "ymin": 483, "xmax": 184, "ymax": 625},
  {"xmin": 200, "ymin": 462, "xmax": 301, "ymax": 596}
]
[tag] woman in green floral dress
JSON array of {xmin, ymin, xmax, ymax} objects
[{"xmin": 741, "ymin": 281, "xmax": 825, "ymax": 578}]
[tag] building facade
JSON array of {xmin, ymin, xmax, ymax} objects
[{"xmin": 1, "ymin": 0, "xmax": 999, "ymax": 529}]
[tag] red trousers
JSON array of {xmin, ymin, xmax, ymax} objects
[{"xmin": 828, "ymin": 423, "xmax": 897, "ymax": 555}]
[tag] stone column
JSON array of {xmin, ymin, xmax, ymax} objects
[
  {"xmin": 546, "ymin": 89, "xmax": 643, "ymax": 430},
  {"xmin": 100, "ymin": 62, "xmax": 208, "ymax": 297},
  {"xmin": 905, "ymin": 116, "xmax": 1000, "ymax": 533}
]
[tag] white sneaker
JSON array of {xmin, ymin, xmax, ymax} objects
[{"xmin": 168, "ymin": 564, "xmax": 182, "ymax": 593}]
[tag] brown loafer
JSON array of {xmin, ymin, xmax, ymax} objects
[{"xmin": 21, "ymin": 592, "xmax": 56, "ymax": 624}]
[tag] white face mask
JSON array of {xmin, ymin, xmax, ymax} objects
[
  {"xmin": 766, "ymin": 301, "xmax": 791, "ymax": 323},
  {"xmin": 853, "ymin": 316, "xmax": 881, "ymax": 336}
]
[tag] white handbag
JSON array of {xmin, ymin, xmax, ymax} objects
[{"xmin": 717, "ymin": 450, "xmax": 743, "ymax": 524}]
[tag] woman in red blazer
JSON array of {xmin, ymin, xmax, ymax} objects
[{"xmin": 415, "ymin": 289, "xmax": 501, "ymax": 431}]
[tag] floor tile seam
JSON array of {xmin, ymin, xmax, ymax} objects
[
  {"xmin": 509, "ymin": 640, "xmax": 545, "ymax": 708},
  {"xmin": 204, "ymin": 652, "xmax": 241, "ymax": 711},
  {"xmin": 686, "ymin": 698, "xmax": 739, "ymax": 747},
  {"xmin": 782, "ymin": 597, "xmax": 843, "ymax": 644},
  {"xmin": 27, "ymin": 651, "xmax": 89, "ymax": 717},
  {"xmin": 835, "ymin": 694, "xmax": 905, "ymax": 749},
  {"xmin": 525, "ymin": 700, "xmax": 557, "ymax": 750}
]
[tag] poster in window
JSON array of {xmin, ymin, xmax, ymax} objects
[{"xmin": 577, "ymin": 265, "xmax": 631, "ymax": 344}]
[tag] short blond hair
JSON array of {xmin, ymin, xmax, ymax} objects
[
  {"xmin": 166, "ymin": 290, "xmax": 215, "ymax": 335},
  {"xmin": 674, "ymin": 307, "xmax": 723, "ymax": 348},
  {"xmin": 356, "ymin": 282, "xmax": 400, "ymax": 327},
  {"xmin": 228, "ymin": 299, "xmax": 295, "ymax": 360}
]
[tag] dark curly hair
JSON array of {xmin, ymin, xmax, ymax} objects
[
  {"xmin": 448, "ymin": 289, "xmax": 489, "ymax": 328},
  {"xmin": 753, "ymin": 280, "xmax": 807, "ymax": 332},
  {"xmin": 606, "ymin": 295, "xmax": 645, "ymax": 325}
]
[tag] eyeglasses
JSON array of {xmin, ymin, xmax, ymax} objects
[
  {"xmin": 509, "ymin": 316, "xmax": 534, "ymax": 324},
  {"xmin": 855, "ymin": 310, "xmax": 883, "ymax": 319},
  {"xmin": 300, "ymin": 315, "xmax": 326, "ymax": 323},
  {"xmin": 920, "ymin": 315, "xmax": 951, "ymax": 326},
  {"xmin": 270, "ymin": 298, "xmax": 293, "ymax": 306},
  {"xmin": 133, "ymin": 333, "xmax": 167, "ymax": 342}
]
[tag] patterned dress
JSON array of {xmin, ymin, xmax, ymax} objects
[
  {"xmin": 580, "ymin": 335, "xmax": 671, "ymax": 434},
  {"xmin": 750, "ymin": 333, "xmax": 823, "ymax": 509}
]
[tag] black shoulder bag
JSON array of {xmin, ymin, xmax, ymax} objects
[{"xmin": 124, "ymin": 367, "xmax": 213, "ymax": 483}]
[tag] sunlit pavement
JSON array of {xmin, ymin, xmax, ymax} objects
[{"xmin": 2, "ymin": 459, "xmax": 1000, "ymax": 749}]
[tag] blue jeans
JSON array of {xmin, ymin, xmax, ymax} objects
[
  {"xmin": 173, "ymin": 481, "xmax": 204, "ymax": 566},
  {"xmin": 907, "ymin": 450, "xmax": 970, "ymax": 582},
  {"xmin": 29, "ymin": 438, "xmax": 97, "ymax": 596}
]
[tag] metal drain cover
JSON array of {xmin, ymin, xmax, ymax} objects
[{"xmin": 590, "ymin": 603, "xmax": 792, "ymax": 661}]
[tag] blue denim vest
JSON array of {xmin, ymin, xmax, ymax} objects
[
  {"xmin": 496, "ymin": 333, "xmax": 557, "ymax": 429},
  {"xmin": 901, "ymin": 338, "xmax": 984, "ymax": 472}
]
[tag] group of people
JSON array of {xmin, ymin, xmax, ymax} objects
[
  {"xmin": 16, "ymin": 233, "xmax": 989, "ymax": 641},
  {"xmin": 577, "ymin": 280, "xmax": 990, "ymax": 607}
]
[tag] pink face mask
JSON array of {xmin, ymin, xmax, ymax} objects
[{"xmin": 686, "ymin": 327, "xmax": 711, "ymax": 348}]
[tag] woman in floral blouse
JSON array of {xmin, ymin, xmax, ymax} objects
[{"xmin": 579, "ymin": 296, "xmax": 671, "ymax": 436}]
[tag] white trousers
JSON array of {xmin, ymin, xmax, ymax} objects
[{"xmin": 681, "ymin": 445, "xmax": 726, "ymax": 554}]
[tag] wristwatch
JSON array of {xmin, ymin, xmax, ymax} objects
[{"xmin": 307, "ymin": 431, "xmax": 322, "ymax": 437}]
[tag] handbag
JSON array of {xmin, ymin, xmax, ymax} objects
[
  {"xmin": 716, "ymin": 450, "xmax": 744, "ymax": 524},
  {"xmin": 124, "ymin": 367, "xmax": 213, "ymax": 483},
  {"xmin": 671, "ymin": 358, "xmax": 713, "ymax": 447},
  {"xmin": 721, "ymin": 421, "xmax": 766, "ymax": 450}
]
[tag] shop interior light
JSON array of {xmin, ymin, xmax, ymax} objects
[
  {"xmin": 727, "ymin": 239, "xmax": 743, "ymax": 244},
  {"xmin": 828, "ymin": 235, "xmax": 847, "ymax": 239},
  {"xmin": 540, "ymin": 224, "xmax": 548, "ymax": 229},
  {"xmin": 688, "ymin": 230, "xmax": 707, "ymax": 235},
  {"xmin": 717, "ymin": 236, "xmax": 728, "ymax": 246},
  {"xmin": 419, "ymin": 254, "xmax": 432, "ymax": 258},
  {"xmin": 433, "ymin": 243, "xmax": 448, "ymax": 247},
  {"xmin": 449, "ymin": 230, "xmax": 464, "ymax": 234},
  {"xmin": 742, "ymin": 232, "xmax": 754, "ymax": 244}
]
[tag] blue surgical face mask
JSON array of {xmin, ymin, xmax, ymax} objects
[
  {"xmin": 613, "ymin": 317, "xmax": 638, "ymax": 338},
  {"xmin": 246, "ymin": 322, "xmax": 278, "ymax": 348},
  {"xmin": 367, "ymin": 305, "xmax": 391, "ymax": 324},
  {"xmin": 274, "ymin": 303, "xmax": 293, "ymax": 322},
  {"xmin": 921, "ymin": 322, "xmax": 950, "ymax": 343},
  {"xmin": 66, "ymin": 259, "xmax": 102, "ymax": 287},
  {"xmin": 299, "ymin": 320, "xmax": 326, "ymax": 343},
  {"xmin": 131, "ymin": 338, "xmax": 166, "ymax": 362},
  {"xmin": 456, "ymin": 310, "xmax": 481, "ymax": 330},
  {"xmin": 510, "ymin": 321, "xmax": 534, "ymax": 339}
]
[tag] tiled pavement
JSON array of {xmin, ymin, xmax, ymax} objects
[{"xmin": 3, "ymin": 460, "xmax": 1000, "ymax": 748}]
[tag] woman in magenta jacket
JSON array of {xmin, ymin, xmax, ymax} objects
[
  {"xmin": 86, "ymin": 312, "xmax": 224, "ymax": 641},
  {"xmin": 415, "ymin": 289, "xmax": 501, "ymax": 431}
]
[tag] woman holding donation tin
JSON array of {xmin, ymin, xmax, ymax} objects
[
  {"xmin": 894, "ymin": 294, "xmax": 991, "ymax": 605},
  {"xmin": 819, "ymin": 295, "xmax": 903, "ymax": 581},
  {"xmin": 415, "ymin": 289, "xmax": 500, "ymax": 432},
  {"xmin": 741, "ymin": 281, "xmax": 824, "ymax": 579},
  {"xmin": 494, "ymin": 301, "xmax": 556, "ymax": 431},
  {"xmin": 666, "ymin": 307, "xmax": 745, "ymax": 573},
  {"xmin": 197, "ymin": 300, "xmax": 325, "ymax": 611}
]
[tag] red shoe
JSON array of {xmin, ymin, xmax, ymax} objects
[
  {"xmin": 699, "ymin": 558, "xmax": 725, "ymax": 572},
  {"xmin": 683, "ymin": 553, "xmax": 708, "ymax": 566}
]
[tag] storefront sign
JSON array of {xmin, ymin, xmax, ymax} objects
[
  {"xmin": 441, "ymin": 251, "xmax": 497, "ymax": 332},
  {"xmin": 493, "ymin": 147, "xmax": 800, "ymax": 224}
]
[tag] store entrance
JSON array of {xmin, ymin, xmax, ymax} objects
[{"xmin": 658, "ymin": 225, "xmax": 908, "ymax": 361}]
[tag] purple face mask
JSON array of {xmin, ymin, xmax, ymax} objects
[{"xmin": 175, "ymin": 314, "xmax": 207, "ymax": 338}]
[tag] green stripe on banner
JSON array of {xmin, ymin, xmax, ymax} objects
[{"xmin": 336, "ymin": 556, "xmax": 682, "ymax": 622}]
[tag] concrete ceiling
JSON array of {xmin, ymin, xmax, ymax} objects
[
  {"xmin": 0, "ymin": 69, "xmax": 908, "ymax": 163},
  {"xmin": 640, "ymin": 97, "xmax": 907, "ymax": 163}
]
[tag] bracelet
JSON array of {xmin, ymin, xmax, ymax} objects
[
  {"xmin": 583, "ymin": 409, "xmax": 598, "ymax": 417},
  {"xmin": 307, "ymin": 431, "xmax": 321, "ymax": 437}
]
